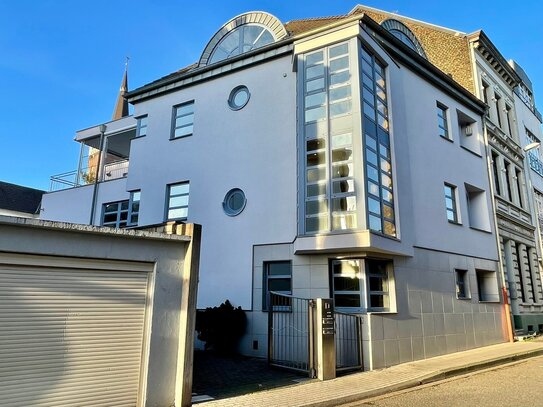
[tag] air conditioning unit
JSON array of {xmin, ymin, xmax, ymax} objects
[{"xmin": 464, "ymin": 124, "xmax": 474, "ymax": 136}]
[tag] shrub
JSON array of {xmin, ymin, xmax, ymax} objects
[{"xmin": 195, "ymin": 300, "xmax": 247, "ymax": 354}]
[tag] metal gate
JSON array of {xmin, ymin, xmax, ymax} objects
[
  {"xmin": 335, "ymin": 311, "xmax": 363, "ymax": 373},
  {"xmin": 267, "ymin": 292, "xmax": 315, "ymax": 377},
  {"xmin": 268, "ymin": 292, "xmax": 363, "ymax": 377}
]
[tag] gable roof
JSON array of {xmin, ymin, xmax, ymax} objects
[{"xmin": 0, "ymin": 181, "xmax": 45, "ymax": 215}]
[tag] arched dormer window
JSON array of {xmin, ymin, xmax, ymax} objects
[
  {"xmin": 381, "ymin": 19, "xmax": 427, "ymax": 59},
  {"xmin": 199, "ymin": 12, "xmax": 288, "ymax": 67}
]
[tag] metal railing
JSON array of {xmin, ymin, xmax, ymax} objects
[
  {"xmin": 49, "ymin": 166, "xmax": 97, "ymax": 191},
  {"xmin": 335, "ymin": 311, "xmax": 363, "ymax": 373},
  {"xmin": 102, "ymin": 159, "xmax": 129, "ymax": 181},
  {"xmin": 268, "ymin": 292, "xmax": 315, "ymax": 376},
  {"xmin": 528, "ymin": 154, "xmax": 543, "ymax": 178}
]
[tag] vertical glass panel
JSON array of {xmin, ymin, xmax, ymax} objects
[
  {"xmin": 305, "ymin": 106, "xmax": 326, "ymax": 123},
  {"xmin": 369, "ymin": 215, "xmax": 382, "ymax": 232},
  {"xmin": 307, "ymin": 183, "xmax": 327, "ymax": 197},
  {"xmin": 307, "ymin": 78, "xmax": 325, "ymax": 92},
  {"xmin": 307, "ymin": 138, "xmax": 326, "ymax": 151},
  {"xmin": 330, "ymin": 100, "xmax": 352, "ymax": 117},
  {"xmin": 332, "ymin": 196, "xmax": 357, "ymax": 212},
  {"xmin": 329, "ymin": 43, "xmax": 348, "ymax": 58},
  {"xmin": 306, "ymin": 51, "xmax": 324, "ymax": 66},
  {"xmin": 330, "ymin": 56, "xmax": 349, "ymax": 72},
  {"xmin": 368, "ymin": 197, "xmax": 381, "ymax": 215},
  {"xmin": 367, "ymin": 181, "xmax": 380, "ymax": 197},
  {"xmin": 333, "ymin": 179, "xmax": 355, "ymax": 194},
  {"xmin": 306, "ymin": 64, "xmax": 325, "ymax": 80},
  {"xmin": 330, "ymin": 71, "xmax": 350, "ymax": 86},
  {"xmin": 305, "ymin": 92, "xmax": 326, "ymax": 108},
  {"xmin": 331, "ymin": 133, "xmax": 352, "ymax": 147},
  {"xmin": 332, "ymin": 213, "xmax": 357, "ymax": 230},
  {"xmin": 306, "ymin": 215, "xmax": 329, "ymax": 232}
]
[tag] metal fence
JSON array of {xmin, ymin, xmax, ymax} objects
[
  {"xmin": 268, "ymin": 292, "xmax": 315, "ymax": 377},
  {"xmin": 335, "ymin": 311, "xmax": 363, "ymax": 373}
]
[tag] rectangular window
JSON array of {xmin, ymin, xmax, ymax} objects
[
  {"xmin": 136, "ymin": 115, "xmax": 148, "ymax": 137},
  {"xmin": 505, "ymin": 105, "xmax": 513, "ymax": 137},
  {"xmin": 504, "ymin": 160, "xmax": 513, "ymax": 202},
  {"xmin": 455, "ymin": 269, "xmax": 470, "ymax": 299},
  {"xmin": 166, "ymin": 182, "xmax": 190, "ymax": 220},
  {"xmin": 444, "ymin": 183, "xmax": 459, "ymax": 223},
  {"xmin": 491, "ymin": 151, "xmax": 501, "ymax": 196},
  {"xmin": 331, "ymin": 258, "xmax": 394, "ymax": 312},
  {"xmin": 303, "ymin": 42, "xmax": 356, "ymax": 233},
  {"xmin": 515, "ymin": 168, "xmax": 524, "ymax": 208},
  {"xmin": 494, "ymin": 94, "xmax": 502, "ymax": 128},
  {"xmin": 263, "ymin": 261, "xmax": 292, "ymax": 311},
  {"xmin": 102, "ymin": 200, "xmax": 129, "ymax": 228},
  {"xmin": 129, "ymin": 190, "xmax": 141, "ymax": 226},
  {"xmin": 482, "ymin": 81, "xmax": 489, "ymax": 108},
  {"xmin": 514, "ymin": 242, "xmax": 527, "ymax": 303},
  {"xmin": 361, "ymin": 46, "xmax": 396, "ymax": 237},
  {"xmin": 476, "ymin": 269, "xmax": 499, "ymax": 302},
  {"xmin": 436, "ymin": 102, "xmax": 450, "ymax": 139},
  {"xmin": 172, "ymin": 101, "xmax": 194, "ymax": 139}
]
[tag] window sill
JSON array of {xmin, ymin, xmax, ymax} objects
[
  {"xmin": 469, "ymin": 226, "xmax": 492, "ymax": 234},
  {"xmin": 440, "ymin": 135, "xmax": 454, "ymax": 143},
  {"xmin": 460, "ymin": 144, "xmax": 482, "ymax": 158},
  {"xmin": 367, "ymin": 310, "xmax": 398, "ymax": 315},
  {"xmin": 448, "ymin": 220, "xmax": 462, "ymax": 226},
  {"xmin": 478, "ymin": 300, "xmax": 500, "ymax": 304},
  {"xmin": 170, "ymin": 134, "xmax": 193, "ymax": 141},
  {"xmin": 456, "ymin": 296, "xmax": 472, "ymax": 301}
]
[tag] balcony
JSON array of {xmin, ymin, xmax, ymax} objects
[
  {"xmin": 528, "ymin": 153, "xmax": 543, "ymax": 178},
  {"xmin": 49, "ymin": 117, "xmax": 136, "ymax": 192}
]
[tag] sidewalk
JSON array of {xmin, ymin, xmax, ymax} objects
[{"xmin": 196, "ymin": 340, "xmax": 543, "ymax": 407}]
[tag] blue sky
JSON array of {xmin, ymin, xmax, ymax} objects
[{"xmin": 1, "ymin": 0, "xmax": 542, "ymax": 191}]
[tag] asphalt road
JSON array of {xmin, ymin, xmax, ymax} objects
[{"xmin": 346, "ymin": 355, "xmax": 543, "ymax": 407}]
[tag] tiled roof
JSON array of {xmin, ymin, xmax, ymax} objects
[
  {"xmin": 0, "ymin": 181, "xmax": 45, "ymax": 214},
  {"xmin": 284, "ymin": 15, "xmax": 349, "ymax": 36}
]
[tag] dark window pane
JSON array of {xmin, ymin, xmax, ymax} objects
[
  {"xmin": 334, "ymin": 276, "xmax": 360, "ymax": 291},
  {"xmin": 267, "ymin": 262, "xmax": 291, "ymax": 276},
  {"xmin": 335, "ymin": 294, "xmax": 361, "ymax": 308},
  {"xmin": 370, "ymin": 294, "xmax": 384, "ymax": 308},
  {"xmin": 268, "ymin": 278, "xmax": 291, "ymax": 292}
]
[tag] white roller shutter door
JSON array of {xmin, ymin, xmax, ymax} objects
[{"xmin": 0, "ymin": 259, "xmax": 151, "ymax": 407}]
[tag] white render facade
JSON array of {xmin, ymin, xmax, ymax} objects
[{"xmin": 41, "ymin": 8, "xmax": 507, "ymax": 369}]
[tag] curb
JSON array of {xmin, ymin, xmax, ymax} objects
[{"xmin": 300, "ymin": 348, "xmax": 543, "ymax": 407}]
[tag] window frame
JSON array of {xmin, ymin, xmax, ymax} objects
[
  {"xmin": 330, "ymin": 258, "xmax": 395, "ymax": 313},
  {"xmin": 436, "ymin": 102, "xmax": 451, "ymax": 140},
  {"xmin": 455, "ymin": 269, "xmax": 470, "ymax": 300},
  {"xmin": 128, "ymin": 190, "xmax": 141, "ymax": 226},
  {"xmin": 165, "ymin": 181, "xmax": 190, "ymax": 221},
  {"xmin": 444, "ymin": 183, "xmax": 460, "ymax": 224},
  {"xmin": 101, "ymin": 200, "xmax": 130, "ymax": 228},
  {"xmin": 135, "ymin": 115, "xmax": 148, "ymax": 138},
  {"xmin": 171, "ymin": 101, "xmax": 195, "ymax": 140},
  {"xmin": 262, "ymin": 261, "xmax": 292, "ymax": 312}
]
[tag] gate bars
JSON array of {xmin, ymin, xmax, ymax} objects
[{"xmin": 268, "ymin": 292, "xmax": 363, "ymax": 377}]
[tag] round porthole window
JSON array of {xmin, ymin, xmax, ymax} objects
[
  {"xmin": 223, "ymin": 188, "xmax": 247, "ymax": 216},
  {"xmin": 228, "ymin": 86, "xmax": 250, "ymax": 110}
]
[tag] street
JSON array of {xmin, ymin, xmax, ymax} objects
[{"xmin": 346, "ymin": 355, "xmax": 543, "ymax": 407}]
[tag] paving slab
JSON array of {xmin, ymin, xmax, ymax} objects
[{"xmin": 196, "ymin": 340, "xmax": 543, "ymax": 407}]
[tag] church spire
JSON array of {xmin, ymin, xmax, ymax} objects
[{"xmin": 112, "ymin": 58, "xmax": 129, "ymax": 120}]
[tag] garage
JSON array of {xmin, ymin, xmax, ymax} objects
[{"xmin": 0, "ymin": 253, "xmax": 153, "ymax": 407}]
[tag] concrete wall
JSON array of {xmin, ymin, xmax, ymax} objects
[
  {"xmin": 246, "ymin": 243, "xmax": 504, "ymax": 369},
  {"xmin": 0, "ymin": 216, "xmax": 199, "ymax": 407},
  {"xmin": 125, "ymin": 56, "xmax": 297, "ymax": 309}
]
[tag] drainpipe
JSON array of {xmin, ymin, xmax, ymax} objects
[{"xmin": 89, "ymin": 124, "xmax": 107, "ymax": 225}]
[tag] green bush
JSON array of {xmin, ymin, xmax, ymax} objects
[{"xmin": 195, "ymin": 300, "xmax": 247, "ymax": 354}]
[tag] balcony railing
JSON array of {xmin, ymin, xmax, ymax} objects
[
  {"xmin": 102, "ymin": 159, "xmax": 129, "ymax": 182},
  {"xmin": 49, "ymin": 159, "xmax": 129, "ymax": 192}
]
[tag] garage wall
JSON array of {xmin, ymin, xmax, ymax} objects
[{"xmin": 0, "ymin": 216, "xmax": 200, "ymax": 407}]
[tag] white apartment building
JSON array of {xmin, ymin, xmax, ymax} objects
[{"xmin": 40, "ymin": 7, "xmax": 506, "ymax": 370}]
